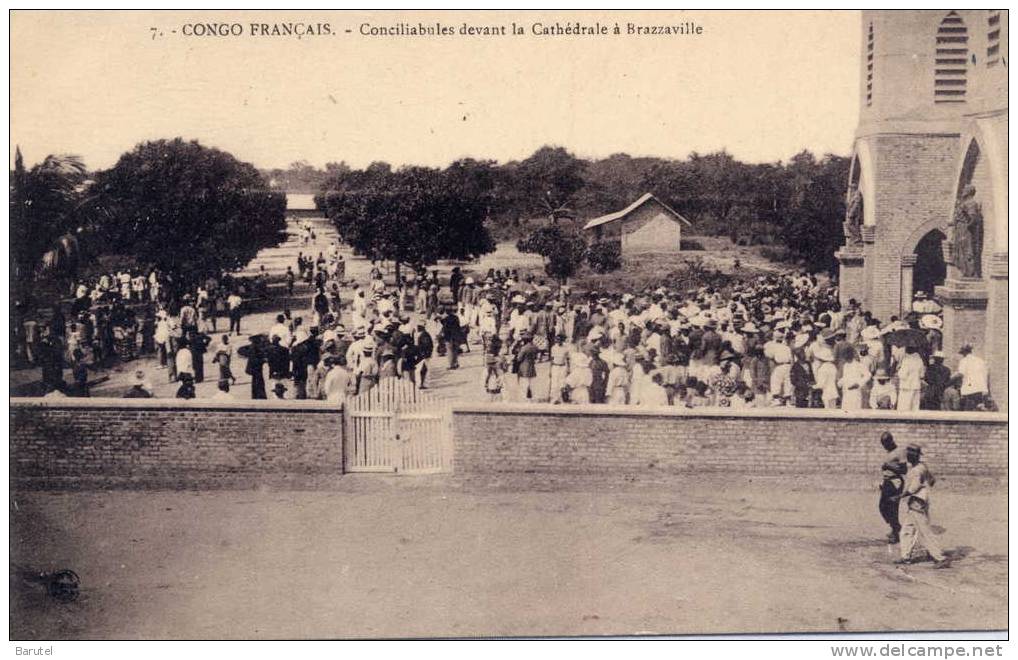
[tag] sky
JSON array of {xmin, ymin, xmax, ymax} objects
[{"xmin": 11, "ymin": 10, "xmax": 861, "ymax": 171}]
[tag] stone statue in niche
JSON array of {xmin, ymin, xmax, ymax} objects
[
  {"xmin": 948, "ymin": 184, "xmax": 984, "ymax": 278},
  {"xmin": 843, "ymin": 185, "xmax": 863, "ymax": 246}
]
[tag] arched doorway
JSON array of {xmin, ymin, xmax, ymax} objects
[{"xmin": 913, "ymin": 229, "xmax": 947, "ymax": 298}]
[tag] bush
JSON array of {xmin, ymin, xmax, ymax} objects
[
  {"xmin": 517, "ymin": 225, "xmax": 588, "ymax": 283},
  {"xmin": 679, "ymin": 238, "xmax": 705, "ymax": 251},
  {"xmin": 661, "ymin": 257, "xmax": 735, "ymax": 294},
  {"xmin": 586, "ymin": 240, "xmax": 622, "ymax": 274},
  {"xmin": 759, "ymin": 245, "xmax": 797, "ymax": 264}
]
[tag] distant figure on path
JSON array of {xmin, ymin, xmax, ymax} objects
[
  {"xmin": 228, "ymin": 291, "xmax": 244, "ymax": 335},
  {"xmin": 213, "ymin": 334, "xmax": 236, "ymax": 385}
]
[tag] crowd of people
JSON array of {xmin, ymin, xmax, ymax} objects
[
  {"xmin": 12, "ymin": 236, "xmax": 996, "ymax": 414},
  {"xmin": 162, "ymin": 259, "xmax": 994, "ymax": 414},
  {"xmin": 11, "ymin": 264, "xmax": 274, "ymax": 397},
  {"xmin": 433, "ymin": 270, "xmax": 993, "ymax": 412}
]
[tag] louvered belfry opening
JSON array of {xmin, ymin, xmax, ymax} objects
[
  {"xmin": 935, "ymin": 11, "xmax": 968, "ymax": 103},
  {"xmin": 987, "ymin": 11, "xmax": 1001, "ymax": 67},
  {"xmin": 866, "ymin": 23, "xmax": 874, "ymax": 106}
]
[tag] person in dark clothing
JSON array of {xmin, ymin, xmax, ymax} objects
[
  {"xmin": 515, "ymin": 333, "xmax": 540, "ymax": 399},
  {"xmin": 70, "ymin": 349, "xmax": 90, "ymax": 397},
  {"xmin": 243, "ymin": 337, "xmax": 268, "ymax": 400},
  {"xmin": 286, "ymin": 266, "xmax": 295, "ymax": 296},
  {"xmin": 790, "ymin": 349, "xmax": 815, "ymax": 408},
  {"xmin": 878, "ymin": 431, "xmax": 907, "ymax": 544},
  {"xmin": 189, "ymin": 331, "xmax": 211, "ymax": 383},
  {"xmin": 290, "ymin": 336, "xmax": 315, "ymax": 400},
  {"xmin": 699, "ymin": 321, "xmax": 722, "ymax": 365},
  {"xmin": 389, "ymin": 322, "xmax": 412, "ymax": 377},
  {"xmin": 440, "ymin": 309, "xmax": 462, "ymax": 369},
  {"xmin": 571, "ymin": 309, "xmax": 589, "ymax": 345},
  {"xmin": 176, "ymin": 373, "xmax": 197, "ymax": 399},
  {"xmin": 922, "ymin": 351, "xmax": 951, "ymax": 411},
  {"xmin": 450, "ymin": 267, "xmax": 464, "ymax": 304},
  {"xmin": 313, "ymin": 287, "xmax": 330, "ymax": 322},
  {"xmin": 49, "ymin": 305, "xmax": 66, "ymax": 340},
  {"xmin": 140, "ymin": 308, "xmax": 156, "ymax": 355},
  {"xmin": 38, "ymin": 331, "xmax": 65, "ymax": 392},
  {"xmin": 589, "ymin": 349, "xmax": 609, "ymax": 404},
  {"xmin": 412, "ymin": 322, "xmax": 435, "ymax": 388},
  {"xmin": 266, "ymin": 336, "xmax": 291, "ymax": 382}
]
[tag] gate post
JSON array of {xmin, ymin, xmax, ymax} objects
[
  {"xmin": 392, "ymin": 396, "xmax": 401, "ymax": 473},
  {"xmin": 339, "ymin": 402, "xmax": 346, "ymax": 474}
]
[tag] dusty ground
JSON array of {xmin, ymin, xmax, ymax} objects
[{"xmin": 9, "ymin": 476, "xmax": 1007, "ymax": 639}]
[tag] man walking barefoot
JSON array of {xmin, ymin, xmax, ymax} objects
[
  {"xmin": 877, "ymin": 432, "xmax": 906, "ymax": 544},
  {"xmin": 895, "ymin": 444, "xmax": 951, "ymax": 569}
]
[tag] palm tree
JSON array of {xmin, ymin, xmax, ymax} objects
[{"xmin": 10, "ymin": 148, "xmax": 89, "ymax": 289}]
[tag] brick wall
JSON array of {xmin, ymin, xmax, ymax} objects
[
  {"xmin": 452, "ymin": 404, "xmax": 1007, "ymax": 477},
  {"xmin": 866, "ymin": 133, "xmax": 960, "ymax": 321},
  {"xmin": 11, "ymin": 398, "xmax": 344, "ymax": 485},
  {"xmin": 11, "ymin": 400, "xmax": 1007, "ymax": 485}
]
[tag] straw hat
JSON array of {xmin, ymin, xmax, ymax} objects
[
  {"xmin": 861, "ymin": 326, "xmax": 881, "ymax": 341},
  {"xmin": 919, "ymin": 314, "xmax": 943, "ymax": 330}
]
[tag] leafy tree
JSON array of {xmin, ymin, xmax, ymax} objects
[
  {"xmin": 780, "ymin": 151, "xmax": 850, "ymax": 272},
  {"xmin": 517, "ymin": 225, "xmax": 588, "ymax": 284},
  {"xmin": 515, "ymin": 146, "xmax": 586, "ymax": 221},
  {"xmin": 90, "ymin": 138, "xmax": 286, "ymax": 290},
  {"xmin": 321, "ymin": 165, "xmax": 495, "ymax": 279}
]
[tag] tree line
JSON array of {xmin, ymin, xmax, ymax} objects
[{"xmin": 312, "ymin": 145, "xmax": 851, "ymax": 279}]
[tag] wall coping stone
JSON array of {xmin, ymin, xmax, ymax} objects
[
  {"xmin": 452, "ymin": 402, "xmax": 1007, "ymax": 424},
  {"xmin": 10, "ymin": 397, "xmax": 343, "ymax": 414}
]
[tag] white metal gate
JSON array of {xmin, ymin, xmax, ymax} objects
[{"xmin": 343, "ymin": 378, "xmax": 452, "ymax": 474}]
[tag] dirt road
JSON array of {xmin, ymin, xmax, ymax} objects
[{"xmin": 9, "ymin": 476, "xmax": 1007, "ymax": 639}]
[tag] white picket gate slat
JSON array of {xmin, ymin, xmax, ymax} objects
[{"xmin": 343, "ymin": 377, "xmax": 452, "ymax": 474}]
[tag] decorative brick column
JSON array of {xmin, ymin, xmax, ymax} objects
[
  {"xmin": 984, "ymin": 252, "xmax": 1008, "ymax": 409},
  {"xmin": 859, "ymin": 226, "xmax": 878, "ymax": 312},
  {"xmin": 900, "ymin": 253, "xmax": 917, "ymax": 314},
  {"xmin": 935, "ymin": 276, "xmax": 988, "ymax": 371},
  {"xmin": 836, "ymin": 245, "xmax": 865, "ymax": 308}
]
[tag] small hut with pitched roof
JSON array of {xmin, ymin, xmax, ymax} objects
[{"xmin": 582, "ymin": 193, "xmax": 691, "ymax": 256}]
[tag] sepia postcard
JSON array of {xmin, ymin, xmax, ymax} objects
[{"xmin": 8, "ymin": 9, "xmax": 1008, "ymax": 647}]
